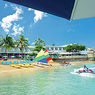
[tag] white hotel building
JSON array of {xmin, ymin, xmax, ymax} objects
[{"xmin": 0, "ymin": 45, "xmax": 87, "ymax": 58}]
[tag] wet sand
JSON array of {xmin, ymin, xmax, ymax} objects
[{"xmin": 0, "ymin": 59, "xmax": 95, "ymax": 78}]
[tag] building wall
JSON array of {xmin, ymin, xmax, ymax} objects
[{"xmin": 0, "ymin": 46, "xmax": 87, "ymax": 56}]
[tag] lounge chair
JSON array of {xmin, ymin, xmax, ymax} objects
[
  {"xmin": 9, "ymin": 61, "xmax": 12, "ymax": 64},
  {"xmin": 17, "ymin": 60, "xmax": 19, "ymax": 64},
  {"xmin": 13, "ymin": 61, "xmax": 17, "ymax": 64},
  {"xmin": 25, "ymin": 60, "xmax": 29, "ymax": 63},
  {"xmin": 1, "ymin": 61, "xmax": 4, "ymax": 64},
  {"xmin": 23, "ymin": 60, "xmax": 26, "ymax": 63},
  {"xmin": 29, "ymin": 60, "xmax": 32, "ymax": 63},
  {"xmin": 20, "ymin": 60, "xmax": 24, "ymax": 64},
  {"xmin": 5, "ymin": 61, "xmax": 10, "ymax": 65}
]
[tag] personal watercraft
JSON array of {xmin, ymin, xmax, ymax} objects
[{"xmin": 76, "ymin": 65, "xmax": 95, "ymax": 74}]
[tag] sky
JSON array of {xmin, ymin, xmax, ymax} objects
[{"xmin": 0, "ymin": 0, "xmax": 95, "ymax": 48}]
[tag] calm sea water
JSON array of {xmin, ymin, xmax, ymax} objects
[{"xmin": 0, "ymin": 63, "xmax": 95, "ymax": 95}]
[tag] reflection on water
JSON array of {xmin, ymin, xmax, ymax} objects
[{"xmin": 0, "ymin": 63, "xmax": 95, "ymax": 95}]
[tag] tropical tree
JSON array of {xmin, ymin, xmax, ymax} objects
[
  {"xmin": 1, "ymin": 34, "xmax": 15, "ymax": 55},
  {"xmin": 34, "ymin": 38, "xmax": 46, "ymax": 46},
  {"xmin": 15, "ymin": 34, "xmax": 29, "ymax": 53},
  {"xmin": 33, "ymin": 44, "xmax": 46, "ymax": 52},
  {"xmin": 64, "ymin": 43, "xmax": 86, "ymax": 52},
  {"xmin": 0, "ymin": 35, "xmax": 3, "ymax": 46},
  {"xmin": 52, "ymin": 44, "xmax": 55, "ymax": 46},
  {"xmin": 32, "ymin": 38, "xmax": 46, "ymax": 56}
]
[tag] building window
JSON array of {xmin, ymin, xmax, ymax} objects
[
  {"xmin": 59, "ymin": 48, "xmax": 62, "ymax": 50},
  {"xmin": 51, "ymin": 47, "xmax": 54, "ymax": 50},
  {"xmin": 47, "ymin": 47, "xmax": 49, "ymax": 50},
  {"xmin": 55, "ymin": 47, "xmax": 58, "ymax": 50}
]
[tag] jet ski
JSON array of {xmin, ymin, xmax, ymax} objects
[{"xmin": 76, "ymin": 65, "xmax": 95, "ymax": 74}]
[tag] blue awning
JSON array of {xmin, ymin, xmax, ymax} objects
[
  {"xmin": 4, "ymin": 0, "xmax": 75, "ymax": 20},
  {"xmin": 4, "ymin": 0, "xmax": 95, "ymax": 21}
]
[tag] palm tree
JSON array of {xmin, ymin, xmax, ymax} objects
[
  {"xmin": 52, "ymin": 44, "xmax": 55, "ymax": 46},
  {"xmin": 1, "ymin": 34, "xmax": 15, "ymax": 56},
  {"xmin": 0, "ymin": 35, "xmax": 4, "ymax": 46},
  {"xmin": 15, "ymin": 35, "xmax": 29, "ymax": 58},
  {"xmin": 34, "ymin": 38, "xmax": 46, "ymax": 46}
]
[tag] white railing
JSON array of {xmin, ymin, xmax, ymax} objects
[{"xmin": 58, "ymin": 56, "xmax": 88, "ymax": 59}]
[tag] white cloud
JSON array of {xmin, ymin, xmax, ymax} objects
[
  {"xmin": 11, "ymin": 24, "xmax": 24, "ymax": 36},
  {"xmin": 34, "ymin": 10, "xmax": 47, "ymax": 23},
  {"xmin": 0, "ymin": 7, "xmax": 23, "ymax": 33},
  {"xmin": 28, "ymin": 8, "xmax": 32, "ymax": 11},
  {"xmin": 4, "ymin": 4, "xmax": 8, "ymax": 8}
]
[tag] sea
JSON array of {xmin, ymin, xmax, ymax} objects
[{"xmin": 0, "ymin": 63, "xmax": 95, "ymax": 95}]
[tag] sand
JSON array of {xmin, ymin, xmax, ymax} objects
[{"xmin": 0, "ymin": 59, "xmax": 95, "ymax": 78}]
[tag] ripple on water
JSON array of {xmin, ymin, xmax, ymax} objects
[{"xmin": 0, "ymin": 63, "xmax": 95, "ymax": 95}]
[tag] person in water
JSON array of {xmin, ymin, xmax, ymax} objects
[
  {"xmin": 83, "ymin": 65, "xmax": 88, "ymax": 72},
  {"xmin": 83, "ymin": 65, "xmax": 93, "ymax": 73}
]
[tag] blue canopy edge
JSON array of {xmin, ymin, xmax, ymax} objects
[{"xmin": 4, "ymin": 0, "xmax": 75, "ymax": 20}]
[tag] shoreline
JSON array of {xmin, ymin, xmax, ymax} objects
[{"xmin": 0, "ymin": 60, "xmax": 95, "ymax": 78}]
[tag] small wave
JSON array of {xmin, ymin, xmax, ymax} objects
[
  {"xmin": 79, "ymin": 73, "xmax": 95, "ymax": 78},
  {"xmin": 89, "ymin": 67, "xmax": 95, "ymax": 70}
]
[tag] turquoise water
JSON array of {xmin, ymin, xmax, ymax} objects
[{"xmin": 0, "ymin": 63, "xmax": 95, "ymax": 95}]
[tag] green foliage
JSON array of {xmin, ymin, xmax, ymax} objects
[
  {"xmin": 33, "ymin": 38, "xmax": 46, "ymax": 53},
  {"xmin": 58, "ymin": 54, "xmax": 62, "ymax": 57},
  {"xmin": 1, "ymin": 34, "xmax": 15, "ymax": 52},
  {"xmin": 64, "ymin": 43, "xmax": 86, "ymax": 52},
  {"xmin": 15, "ymin": 35, "xmax": 29, "ymax": 52},
  {"xmin": 34, "ymin": 38, "xmax": 46, "ymax": 46},
  {"xmin": 33, "ymin": 44, "xmax": 46, "ymax": 52},
  {"xmin": 0, "ymin": 55, "xmax": 2, "ymax": 58},
  {"xmin": 28, "ymin": 52, "xmax": 37, "ymax": 56},
  {"xmin": 52, "ymin": 44, "xmax": 55, "ymax": 46}
]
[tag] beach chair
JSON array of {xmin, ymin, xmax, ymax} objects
[
  {"xmin": 23, "ymin": 60, "xmax": 26, "ymax": 63},
  {"xmin": 5, "ymin": 61, "xmax": 7, "ymax": 65},
  {"xmin": 20, "ymin": 60, "xmax": 24, "ymax": 64},
  {"xmin": 9, "ymin": 61, "xmax": 12, "ymax": 64},
  {"xmin": 1, "ymin": 61, "xmax": 4, "ymax": 65},
  {"xmin": 13, "ymin": 61, "xmax": 17, "ymax": 64},
  {"xmin": 17, "ymin": 60, "xmax": 19, "ymax": 64},
  {"xmin": 25, "ymin": 60, "xmax": 29, "ymax": 63},
  {"xmin": 29, "ymin": 60, "xmax": 32, "ymax": 63},
  {"xmin": 5, "ymin": 61, "xmax": 10, "ymax": 65}
]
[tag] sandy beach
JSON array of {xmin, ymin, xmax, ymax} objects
[{"xmin": 0, "ymin": 59, "xmax": 95, "ymax": 78}]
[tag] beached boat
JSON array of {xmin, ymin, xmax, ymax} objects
[
  {"xmin": 29, "ymin": 64, "xmax": 34, "ymax": 67},
  {"xmin": 23, "ymin": 64, "xmax": 30, "ymax": 68},
  {"xmin": 14, "ymin": 65, "xmax": 21, "ymax": 69},
  {"xmin": 10, "ymin": 64, "xmax": 16, "ymax": 67}
]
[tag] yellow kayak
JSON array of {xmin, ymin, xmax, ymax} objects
[
  {"xmin": 29, "ymin": 64, "xmax": 34, "ymax": 67},
  {"xmin": 18, "ymin": 64, "xmax": 25, "ymax": 67},
  {"xmin": 10, "ymin": 64, "xmax": 16, "ymax": 67},
  {"xmin": 14, "ymin": 65, "xmax": 21, "ymax": 69},
  {"xmin": 23, "ymin": 64, "xmax": 30, "ymax": 68}
]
